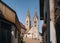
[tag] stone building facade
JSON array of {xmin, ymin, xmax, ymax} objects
[
  {"xmin": 24, "ymin": 9, "xmax": 41, "ymax": 40},
  {"xmin": 40, "ymin": 0, "xmax": 60, "ymax": 43},
  {"xmin": 0, "ymin": 1, "xmax": 21, "ymax": 43}
]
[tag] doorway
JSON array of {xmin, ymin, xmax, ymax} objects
[{"xmin": 0, "ymin": 21, "xmax": 11, "ymax": 43}]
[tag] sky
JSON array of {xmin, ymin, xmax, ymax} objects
[{"xmin": 2, "ymin": 0, "xmax": 44, "ymax": 33}]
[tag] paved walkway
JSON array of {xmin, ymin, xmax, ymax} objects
[{"xmin": 23, "ymin": 38, "xmax": 40, "ymax": 43}]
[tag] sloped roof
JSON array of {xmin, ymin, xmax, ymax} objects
[
  {"xmin": 19, "ymin": 22, "xmax": 26, "ymax": 30},
  {"xmin": 0, "ymin": 0, "xmax": 16, "ymax": 14}
]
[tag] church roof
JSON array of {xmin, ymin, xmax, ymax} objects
[
  {"xmin": 0, "ymin": 0, "xmax": 16, "ymax": 14},
  {"xmin": 19, "ymin": 22, "xmax": 26, "ymax": 30}
]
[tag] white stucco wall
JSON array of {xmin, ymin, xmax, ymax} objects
[
  {"xmin": 50, "ymin": 21, "xmax": 56, "ymax": 43},
  {"xmin": 24, "ymin": 26, "xmax": 41, "ymax": 40},
  {"xmin": 50, "ymin": 0, "xmax": 57, "ymax": 43}
]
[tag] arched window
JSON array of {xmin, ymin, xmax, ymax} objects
[
  {"xmin": 27, "ymin": 21, "xmax": 28, "ymax": 25},
  {"xmin": 27, "ymin": 21, "xmax": 28, "ymax": 23},
  {"xmin": 35, "ymin": 25, "xmax": 36, "ymax": 27},
  {"xmin": 34, "ymin": 21, "xmax": 37, "ymax": 23}
]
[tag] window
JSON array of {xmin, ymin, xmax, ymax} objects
[
  {"xmin": 35, "ymin": 25, "xmax": 36, "ymax": 27},
  {"xmin": 26, "ymin": 35, "xmax": 27, "ymax": 37},
  {"xmin": 34, "ymin": 21, "xmax": 37, "ymax": 23},
  {"xmin": 34, "ymin": 38, "xmax": 37, "ymax": 40},
  {"xmin": 34, "ymin": 21, "xmax": 37, "ymax": 27},
  {"xmin": 27, "ymin": 24, "xmax": 28, "ymax": 25},
  {"xmin": 27, "ymin": 33, "xmax": 31, "ymax": 35},
  {"xmin": 27, "ymin": 21, "xmax": 28, "ymax": 23},
  {"xmin": 27, "ymin": 21, "xmax": 28, "ymax": 25}
]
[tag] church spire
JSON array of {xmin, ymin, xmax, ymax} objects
[
  {"xmin": 27, "ymin": 8, "xmax": 30, "ymax": 17},
  {"xmin": 34, "ymin": 10, "xmax": 38, "ymax": 19},
  {"xmin": 25, "ymin": 8, "xmax": 31, "ymax": 31}
]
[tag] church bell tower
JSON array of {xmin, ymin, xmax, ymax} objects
[
  {"xmin": 33, "ymin": 11, "xmax": 39, "ymax": 39},
  {"xmin": 25, "ymin": 8, "xmax": 31, "ymax": 31},
  {"xmin": 34, "ymin": 11, "xmax": 38, "ymax": 28}
]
